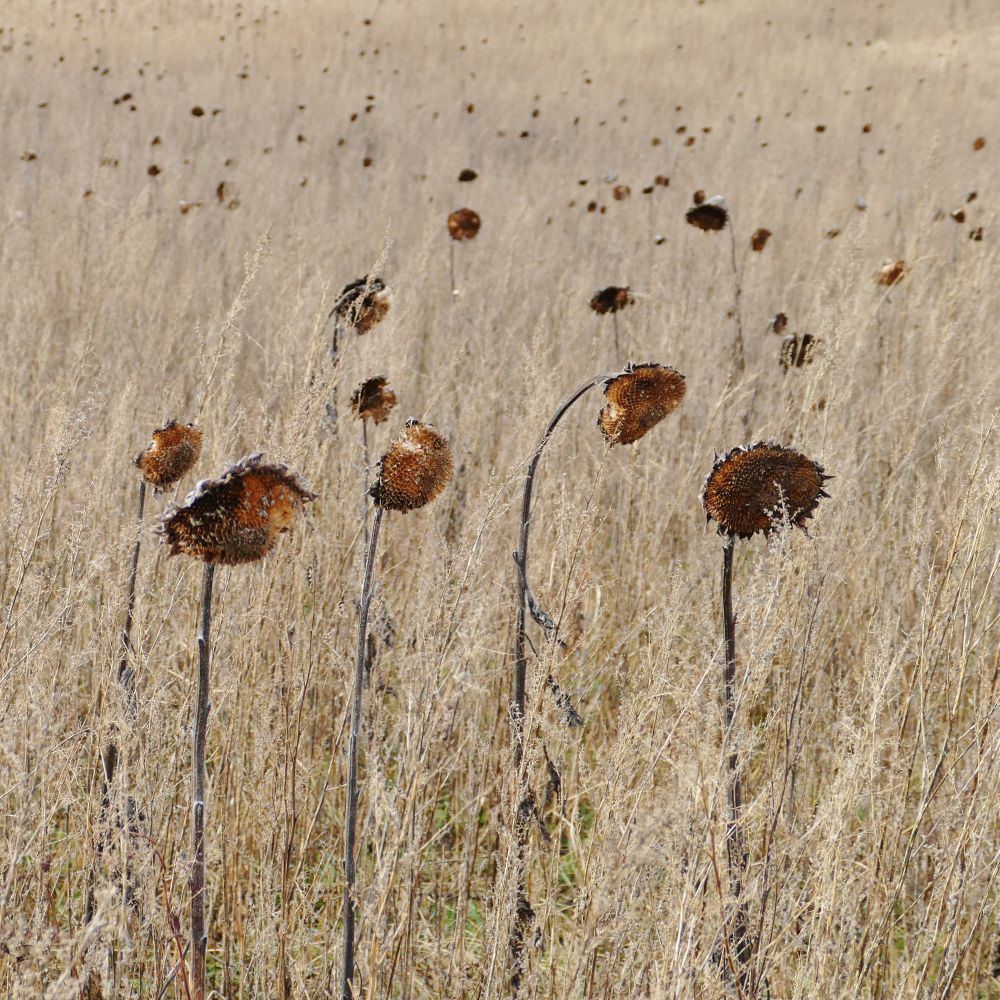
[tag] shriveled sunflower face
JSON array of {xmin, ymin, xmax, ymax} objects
[
  {"xmin": 333, "ymin": 276, "xmax": 391, "ymax": 334},
  {"xmin": 351, "ymin": 376, "xmax": 397, "ymax": 424},
  {"xmin": 134, "ymin": 420, "xmax": 202, "ymax": 489},
  {"xmin": 371, "ymin": 420, "xmax": 453, "ymax": 512},
  {"xmin": 447, "ymin": 208, "xmax": 481, "ymax": 241},
  {"xmin": 589, "ymin": 286, "xmax": 634, "ymax": 315},
  {"xmin": 701, "ymin": 442, "xmax": 830, "ymax": 538},
  {"xmin": 157, "ymin": 454, "xmax": 317, "ymax": 564},
  {"xmin": 598, "ymin": 363, "xmax": 686, "ymax": 445},
  {"xmin": 686, "ymin": 197, "xmax": 729, "ymax": 232}
]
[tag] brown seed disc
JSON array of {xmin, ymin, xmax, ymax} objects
[
  {"xmin": 701, "ymin": 442, "xmax": 830, "ymax": 538},
  {"xmin": 371, "ymin": 420, "xmax": 453, "ymax": 512},
  {"xmin": 589, "ymin": 285, "xmax": 634, "ymax": 315},
  {"xmin": 134, "ymin": 420, "xmax": 202, "ymax": 489},
  {"xmin": 686, "ymin": 198, "xmax": 728, "ymax": 231},
  {"xmin": 598, "ymin": 363, "xmax": 686, "ymax": 445},
  {"xmin": 351, "ymin": 376, "xmax": 397, "ymax": 424},
  {"xmin": 157, "ymin": 454, "xmax": 317, "ymax": 564},
  {"xmin": 447, "ymin": 207, "xmax": 481, "ymax": 241}
]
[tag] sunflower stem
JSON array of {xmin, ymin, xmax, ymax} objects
[
  {"xmin": 510, "ymin": 371, "xmax": 613, "ymax": 989},
  {"xmin": 342, "ymin": 506, "xmax": 384, "ymax": 1000},
  {"xmin": 728, "ymin": 223, "xmax": 747, "ymax": 375},
  {"xmin": 721, "ymin": 537, "xmax": 752, "ymax": 990},
  {"xmin": 191, "ymin": 560, "xmax": 215, "ymax": 1000}
]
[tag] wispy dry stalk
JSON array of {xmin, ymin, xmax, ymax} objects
[
  {"xmin": 510, "ymin": 363, "xmax": 685, "ymax": 989},
  {"xmin": 341, "ymin": 420, "xmax": 453, "ymax": 1000}
]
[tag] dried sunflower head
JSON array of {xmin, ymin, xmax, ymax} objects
[
  {"xmin": 156, "ymin": 454, "xmax": 317, "ymax": 564},
  {"xmin": 332, "ymin": 275, "xmax": 391, "ymax": 334},
  {"xmin": 370, "ymin": 420, "xmax": 453, "ymax": 512},
  {"xmin": 589, "ymin": 286, "xmax": 634, "ymax": 315},
  {"xmin": 686, "ymin": 196, "xmax": 729, "ymax": 232},
  {"xmin": 351, "ymin": 376, "xmax": 397, "ymax": 425},
  {"xmin": 750, "ymin": 227, "xmax": 772, "ymax": 251},
  {"xmin": 701, "ymin": 442, "xmax": 830, "ymax": 538},
  {"xmin": 447, "ymin": 208, "xmax": 481, "ymax": 241},
  {"xmin": 877, "ymin": 260, "xmax": 907, "ymax": 287},
  {"xmin": 598, "ymin": 363, "xmax": 686, "ymax": 445},
  {"xmin": 134, "ymin": 420, "xmax": 202, "ymax": 489}
]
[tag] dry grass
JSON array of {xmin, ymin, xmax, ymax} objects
[{"xmin": 1, "ymin": 1, "xmax": 999, "ymax": 997}]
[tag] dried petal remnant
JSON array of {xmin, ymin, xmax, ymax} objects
[
  {"xmin": 371, "ymin": 420, "xmax": 453, "ymax": 512},
  {"xmin": 598, "ymin": 363, "xmax": 686, "ymax": 445},
  {"xmin": 686, "ymin": 196, "xmax": 729, "ymax": 231},
  {"xmin": 157, "ymin": 454, "xmax": 317, "ymax": 563},
  {"xmin": 447, "ymin": 208, "xmax": 481, "ymax": 241},
  {"xmin": 332, "ymin": 276, "xmax": 391, "ymax": 334},
  {"xmin": 134, "ymin": 420, "xmax": 202, "ymax": 489},
  {"xmin": 351, "ymin": 376, "xmax": 397, "ymax": 424},
  {"xmin": 701, "ymin": 442, "xmax": 830, "ymax": 538},
  {"xmin": 589, "ymin": 286, "xmax": 634, "ymax": 315}
]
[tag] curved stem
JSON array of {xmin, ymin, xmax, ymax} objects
[
  {"xmin": 191, "ymin": 561, "xmax": 215, "ymax": 1000},
  {"xmin": 342, "ymin": 506, "xmax": 385, "ymax": 1000},
  {"xmin": 509, "ymin": 371, "xmax": 613, "ymax": 989},
  {"xmin": 721, "ymin": 537, "xmax": 752, "ymax": 988}
]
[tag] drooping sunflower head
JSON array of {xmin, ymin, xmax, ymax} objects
[
  {"xmin": 156, "ymin": 454, "xmax": 317, "ymax": 564},
  {"xmin": 686, "ymin": 195, "xmax": 729, "ymax": 232},
  {"xmin": 370, "ymin": 420, "xmax": 453, "ymax": 512},
  {"xmin": 134, "ymin": 420, "xmax": 202, "ymax": 489},
  {"xmin": 333, "ymin": 275, "xmax": 391, "ymax": 334},
  {"xmin": 589, "ymin": 286, "xmax": 634, "ymax": 315},
  {"xmin": 701, "ymin": 441, "xmax": 831, "ymax": 538},
  {"xmin": 447, "ymin": 208, "xmax": 481, "ymax": 241},
  {"xmin": 598, "ymin": 363, "xmax": 686, "ymax": 445},
  {"xmin": 351, "ymin": 376, "xmax": 397, "ymax": 425}
]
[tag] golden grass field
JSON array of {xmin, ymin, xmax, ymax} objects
[{"xmin": 2, "ymin": 0, "xmax": 999, "ymax": 996}]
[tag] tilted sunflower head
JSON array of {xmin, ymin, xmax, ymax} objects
[
  {"xmin": 701, "ymin": 441, "xmax": 831, "ymax": 539},
  {"xmin": 685, "ymin": 195, "xmax": 729, "ymax": 232},
  {"xmin": 134, "ymin": 420, "xmax": 202, "ymax": 490},
  {"xmin": 447, "ymin": 208, "xmax": 481, "ymax": 241},
  {"xmin": 370, "ymin": 419, "xmax": 453, "ymax": 512},
  {"xmin": 598, "ymin": 363, "xmax": 686, "ymax": 445},
  {"xmin": 351, "ymin": 376, "xmax": 397, "ymax": 425},
  {"xmin": 589, "ymin": 286, "xmax": 634, "ymax": 315},
  {"xmin": 155, "ymin": 454, "xmax": 317, "ymax": 564},
  {"xmin": 333, "ymin": 275, "xmax": 391, "ymax": 334}
]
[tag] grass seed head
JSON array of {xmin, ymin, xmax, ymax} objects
[
  {"xmin": 134, "ymin": 420, "xmax": 202, "ymax": 489},
  {"xmin": 333, "ymin": 276, "xmax": 391, "ymax": 333},
  {"xmin": 598, "ymin": 362, "xmax": 686, "ymax": 445},
  {"xmin": 371, "ymin": 419, "xmax": 453, "ymax": 512},
  {"xmin": 686, "ymin": 195, "xmax": 729, "ymax": 231},
  {"xmin": 701, "ymin": 441, "xmax": 830, "ymax": 538},
  {"xmin": 589, "ymin": 285, "xmax": 634, "ymax": 315},
  {"xmin": 351, "ymin": 376, "xmax": 397, "ymax": 424},
  {"xmin": 447, "ymin": 207, "xmax": 481, "ymax": 241},
  {"xmin": 156, "ymin": 454, "xmax": 317, "ymax": 564}
]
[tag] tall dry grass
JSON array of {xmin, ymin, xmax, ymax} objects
[{"xmin": 1, "ymin": 1, "xmax": 998, "ymax": 997}]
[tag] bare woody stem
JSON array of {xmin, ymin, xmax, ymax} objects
[
  {"xmin": 728, "ymin": 224, "xmax": 747, "ymax": 374},
  {"xmin": 509, "ymin": 372, "xmax": 612, "ymax": 988},
  {"xmin": 191, "ymin": 560, "xmax": 216, "ymax": 1000},
  {"xmin": 342, "ymin": 506, "xmax": 385, "ymax": 1000},
  {"xmin": 721, "ymin": 537, "xmax": 752, "ymax": 989}
]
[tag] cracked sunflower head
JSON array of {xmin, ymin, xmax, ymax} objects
[
  {"xmin": 134, "ymin": 420, "xmax": 202, "ymax": 489},
  {"xmin": 156, "ymin": 454, "xmax": 317, "ymax": 563},
  {"xmin": 333, "ymin": 275, "xmax": 391, "ymax": 334},
  {"xmin": 351, "ymin": 376, "xmax": 397, "ymax": 425},
  {"xmin": 370, "ymin": 420, "xmax": 453, "ymax": 512},
  {"xmin": 701, "ymin": 442, "xmax": 830, "ymax": 538},
  {"xmin": 598, "ymin": 363, "xmax": 686, "ymax": 445},
  {"xmin": 447, "ymin": 208, "xmax": 481, "ymax": 241},
  {"xmin": 589, "ymin": 286, "xmax": 634, "ymax": 315}
]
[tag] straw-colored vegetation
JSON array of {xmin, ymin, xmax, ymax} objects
[{"xmin": 1, "ymin": 1, "xmax": 998, "ymax": 997}]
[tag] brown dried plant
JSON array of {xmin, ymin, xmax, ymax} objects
[
  {"xmin": 877, "ymin": 259, "xmax": 907, "ymax": 287},
  {"xmin": 350, "ymin": 375, "xmax": 397, "ymax": 426},
  {"xmin": 598, "ymin": 363, "xmax": 686, "ymax": 445},
  {"xmin": 134, "ymin": 420, "xmax": 203, "ymax": 491},
  {"xmin": 700, "ymin": 442, "xmax": 830, "ymax": 993},
  {"xmin": 447, "ymin": 208, "xmax": 481, "ymax": 299},
  {"xmin": 589, "ymin": 285, "xmax": 635, "ymax": 355},
  {"xmin": 342, "ymin": 420, "xmax": 453, "ymax": 1000},
  {"xmin": 156, "ymin": 454, "xmax": 316, "ymax": 1000}
]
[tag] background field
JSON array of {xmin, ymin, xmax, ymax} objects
[{"xmin": 1, "ymin": 1, "xmax": 999, "ymax": 997}]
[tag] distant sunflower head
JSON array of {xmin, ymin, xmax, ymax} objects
[
  {"xmin": 370, "ymin": 420, "xmax": 453, "ymax": 512},
  {"xmin": 598, "ymin": 363, "xmax": 686, "ymax": 445},
  {"xmin": 701, "ymin": 442, "xmax": 830, "ymax": 538},
  {"xmin": 686, "ymin": 196, "xmax": 729, "ymax": 232},
  {"xmin": 333, "ymin": 275, "xmax": 391, "ymax": 334},
  {"xmin": 134, "ymin": 420, "xmax": 202, "ymax": 489},
  {"xmin": 876, "ymin": 260, "xmax": 907, "ymax": 287},
  {"xmin": 447, "ymin": 208, "xmax": 481, "ymax": 241},
  {"xmin": 351, "ymin": 375, "xmax": 397, "ymax": 425},
  {"xmin": 156, "ymin": 454, "xmax": 317, "ymax": 564},
  {"xmin": 589, "ymin": 286, "xmax": 634, "ymax": 315}
]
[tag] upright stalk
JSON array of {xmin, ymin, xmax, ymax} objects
[
  {"xmin": 721, "ymin": 537, "xmax": 752, "ymax": 987},
  {"xmin": 191, "ymin": 561, "xmax": 216, "ymax": 1000},
  {"xmin": 510, "ymin": 372, "xmax": 611, "ymax": 988},
  {"xmin": 449, "ymin": 243, "xmax": 457, "ymax": 299},
  {"xmin": 728, "ymin": 225, "xmax": 746, "ymax": 374},
  {"xmin": 342, "ymin": 506, "xmax": 385, "ymax": 1000}
]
